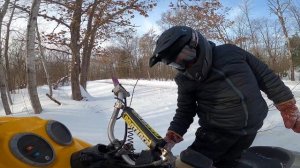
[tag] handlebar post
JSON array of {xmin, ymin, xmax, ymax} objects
[
  {"xmin": 108, "ymin": 90, "xmax": 126, "ymax": 144},
  {"xmin": 108, "ymin": 84, "xmax": 135, "ymax": 165}
]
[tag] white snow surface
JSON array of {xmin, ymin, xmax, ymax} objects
[{"xmin": 1, "ymin": 79, "xmax": 300, "ymax": 155}]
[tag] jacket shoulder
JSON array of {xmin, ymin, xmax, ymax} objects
[
  {"xmin": 215, "ymin": 44, "xmax": 245, "ymax": 53},
  {"xmin": 212, "ymin": 44, "xmax": 248, "ymax": 66}
]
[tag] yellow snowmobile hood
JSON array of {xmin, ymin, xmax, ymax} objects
[{"xmin": 0, "ymin": 116, "xmax": 91, "ymax": 168}]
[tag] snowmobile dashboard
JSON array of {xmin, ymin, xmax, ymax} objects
[
  {"xmin": 8, "ymin": 119, "xmax": 72, "ymax": 167},
  {"xmin": 0, "ymin": 117, "xmax": 90, "ymax": 168},
  {"xmin": 10, "ymin": 133, "xmax": 55, "ymax": 167}
]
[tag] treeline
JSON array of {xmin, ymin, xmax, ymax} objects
[{"xmin": 1, "ymin": 0, "xmax": 300, "ymax": 114}]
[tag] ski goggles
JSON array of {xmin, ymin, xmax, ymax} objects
[{"xmin": 162, "ymin": 45, "xmax": 197, "ymax": 70}]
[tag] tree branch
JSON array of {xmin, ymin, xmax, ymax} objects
[{"xmin": 13, "ymin": 3, "xmax": 70, "ymax": 28}]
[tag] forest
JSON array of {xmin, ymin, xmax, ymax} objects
[{"xmin": 1, "ymin": 0, "xmax": 300, "ymax": 114}]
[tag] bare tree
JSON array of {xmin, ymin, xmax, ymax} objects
[
  {"xmin": 268, "ymin": 0, "xmax": 294, "ymax": 80},
  {"xmin": 257, "ymin": 18, "xmax": 284, "ymax": 70},
  {"xmin": 230, "ymin": 14, "xmax": 249, "ymax": 48},
  {"xmin": 138, "ymin": 29, "xmax": 158, "ymax": 79},
  {"xmin": 3, "ymin": 0, "xmax": 17, "ymax": 106},
  {"xmin": 240, "ymin": 0, "xmax": 261, "ymax": 57},
  {"xmin": 115, "ymin": 29, "xmax": 140, "ymax": 78},
  {"xmin": 36, "ymin": 24, "xmax": 52, "ymax": 96},
  {"xmin": 0, "ymin": 0, "xmax": 11, "ymax": 115},
  {"xmin": 0, "ymin": 65, "xmax": 11, "ymax": 115},
  {"xmin": 26, "ymin": 0, "xmax": 42, "ymax": 114},
  {"xmin": 289, "ymin": 3, "xmax": 300, "ymax": 32},
  {"xmin": 8, "ymin": 38, "xmax": 27, "ymax": 91},
  {"xmin": 68, "ymin": 0, "xmax": 83, "ymax": 100},
  {"xmin": 159, "ymin": 0, "xmax": 233, "ymax": 43},
  {"xmin": 36, "ymin": 24, "xmax": 61, "ymax": 105},
  {"xmin": 4, "ymin": 0, "xmax": 16, "ymax": 93}
]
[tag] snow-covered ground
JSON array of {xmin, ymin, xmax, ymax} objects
[{"xmin": 1, "ymin": 79, "xmax": 300, "ymax": 155}]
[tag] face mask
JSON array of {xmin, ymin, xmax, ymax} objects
[{"xmin": 162, "ymin": 45, "xmax": 197, "ymax": 70}]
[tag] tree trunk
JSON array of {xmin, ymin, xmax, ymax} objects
[
  {"xmin": 4, "ymin": 0, "xmax": 16, "ymax": 92},
  {"xmin": 80, "ymin": 39, "xmax": 93, "ymax": 90},
  {"xmin": 70, "ymin": 0, "xmax": 83, "ymax": 100},
  {"xmin": 80, "ymin": 0, "xmax": 97, "ymax": 90},
  {"xmin": 4, "ymin": 0, "xmax": 16, "ymax": 105},
  {"xmin": 0, "ymin": 0, "xmax": 11, "ymax": 115},
  {"xmin": 4, "ymin": 69, "xmax": 12, "ymax": 105},
  {"xmin": 0, "ymin": 65, "xmax": 11, "ymax": 115},
  {"xmin": 36, "ymin": 24, "xmax": 52, "ymax": 96},
  {"xmin": 80, "ymin": 33, "xmax": 96, "ymax": 89},
  {"xmin": 26, "ymin": 0, "xmax": 42, "ymax": 114}
]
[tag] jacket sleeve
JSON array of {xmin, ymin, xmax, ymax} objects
[
  {"xmin": 168, "ymin": 74, "xmax": 197, "ymax": 136},
  {"xmin": 242, "ymin": 48, "xmax": 294, "ymax": 104}
]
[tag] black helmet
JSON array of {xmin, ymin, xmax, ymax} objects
[
  {"xmin": 149, "ymin": 26, "xmax": 196, "ymax": 67},
  {"xmin": 150, "ymin": 26, "xmax": 213, "ymax": 81}
]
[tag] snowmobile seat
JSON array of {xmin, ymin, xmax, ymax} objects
[
  {"xmin": 179, "ymin": 148, "xmax": 214, "ymax": 168},
  {"xmin": 237, "ymin": 146, "xmax": 295, "ymax": 168}
]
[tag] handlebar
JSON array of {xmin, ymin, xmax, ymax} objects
[
  {"xmin": 108, "ymin": 77, "xmax": 170, "ymax": 166},
  {"xmin": 108, "ymin": 77, "xmax": 135, "ymax": 165}
]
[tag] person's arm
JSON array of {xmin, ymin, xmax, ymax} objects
[
  {"xmin": 164, "ymin": 74, "xmax": 197, "ymax": 151},
  {"xmin": 243, "ymin": 48, "xmax": 293, "ymax": 103},
  {"xmin": 241, "ymin": 46, "xmax": 300, "ymax": 132},
  {"xmin": 168, "ymin": 74, "xmax": 197, "ymax": 136}
]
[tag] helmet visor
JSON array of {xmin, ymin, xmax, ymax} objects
[{"xmin": 162, "ymin": 45, "xmax": 197, "ymax": 70}]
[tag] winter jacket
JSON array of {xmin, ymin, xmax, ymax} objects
[{"xmin": 168, "ymin": 43, "xmax": 294, "ymax": 136}]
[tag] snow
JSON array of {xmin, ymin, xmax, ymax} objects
[{"xmin": 1, "ymin": 79, "xmax": 300, "ymax": 155}]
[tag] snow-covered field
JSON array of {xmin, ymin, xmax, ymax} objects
[{"xmin": 1, "ymin": 79, "xmax": 300, "ymax": 155}]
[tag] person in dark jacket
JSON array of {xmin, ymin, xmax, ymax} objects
[{"xmin": 149, "ymin": 26, "xmax": 300, "ymax": 168}]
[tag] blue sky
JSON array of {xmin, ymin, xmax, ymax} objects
[
  {"xmin": 133, "ymin": 0, "xmax": 273, "ymax": 36},
  {"xmin": 222, "ymin": 0, "xmax": 269, "ymax": 16}
]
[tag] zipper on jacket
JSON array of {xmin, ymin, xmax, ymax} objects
[{"xmin": 212, "ymin": 68, "xmax": 249, "ymax": 132}]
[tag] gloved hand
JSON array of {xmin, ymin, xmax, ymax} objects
[
  {"xmin": 164, "ymin": 130, "xmax": 183, "ymax": 151},
  {"xmin": 275, "ymin": 98, "xmax": 300, "ymax": 133}
]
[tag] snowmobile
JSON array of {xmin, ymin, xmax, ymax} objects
[{"xmin": 1, "ymin": 78, "xmax": 300, "ymax": 168}]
